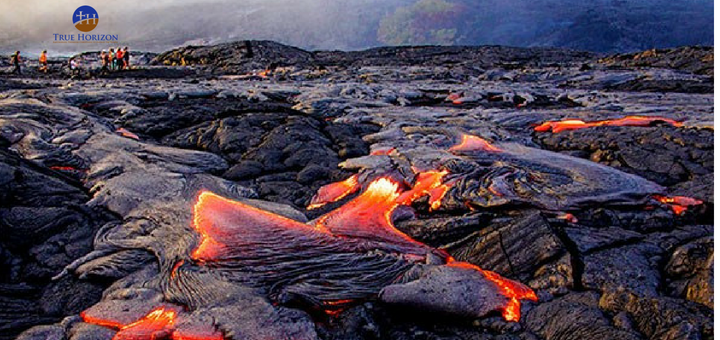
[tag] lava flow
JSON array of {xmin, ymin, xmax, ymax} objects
[
  {"xmin": 85, "ymin": 168, "xmax": 538, "ymax": 340},
  {"xmin": 315, "ymin": 177, "xmax": 428, "ymax": 250},
  {"xmin": 190, "ymin": 173, "xmax": 535, "ymax": 321},
  {"xmin": 534, "ymin": 115, "xmax": 683, "ymax": 133},
  {"xmin": 307, "ymin": 174, "xmax": 361, "ymax": 210},
  {"xmin": 82, "ymin": 306, "xmax": 223, "ymax": 340},
  {"xmin": 396, "ymin": 169, "xmax": 452, "ymax": 211},
  {"xmin": 190, "ymin": 189, "xmax": 325, "ymax": 261},
  {"xmin": 652, "ymin": 195, "xmax": 704, "ymax": 215}
]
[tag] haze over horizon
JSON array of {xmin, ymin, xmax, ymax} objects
[{"xmin": 0, "ymin": 0, "xmax": 713, "ymax": 55}]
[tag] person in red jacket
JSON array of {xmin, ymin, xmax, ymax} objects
[{"xmin": 115, "ymin": 48, "xmax": 124, "ymax": 70}]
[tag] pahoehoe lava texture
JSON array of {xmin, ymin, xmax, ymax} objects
[{"xmin": 1, "ymin": 41, "xmax": 713, "ymax": 340}]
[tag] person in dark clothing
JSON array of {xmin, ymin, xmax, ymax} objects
[
  {"xmin": 123, "ymin": 47, "xmax": 130, "ymax": 69},
  {"xmin": 10, "ymin": 51, "xmax": 21, "ymax": 75}
]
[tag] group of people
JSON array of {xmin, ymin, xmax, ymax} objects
[
  {"xmin": 100, "ymin": 47, "xmax": 130, "ymax": 72},
  {"xmin": 8, "ymin": 48, "xmax": 131, "ymax": 76}
]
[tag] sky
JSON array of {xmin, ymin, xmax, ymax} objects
[{"xmin": 0, "ymin": 0, "xmax": 713, "ymax": 56}]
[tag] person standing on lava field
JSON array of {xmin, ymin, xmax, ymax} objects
[
  {"xmin": 69, "ymin": 57, "xmax": 82, "ymax": 78},
  {"xmin": 100, "ymin": 50, "xmax": 109, "ymax": 74},
  {"xmin": 115, "ymin": 48, "xmax": 124, "ymax": 70},
  {"xmin": 108, "ymin": 48, "xmax": 115, "ymax": 71},
  {"xmin": 10, "ymin": 51, "xmax": 21, "ymax": 75},
  {"xmin": 122, "ymin": 47, "xmax": 130, "ymax": 69},
  {"xmin": 117, "ymin": 47, "xmax": 123, "ymax": 69},
  {"xmin": 38, "ymin": 50, "xmax": 48, "ymax": 73}
]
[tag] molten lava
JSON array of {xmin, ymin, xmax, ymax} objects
[
  {"xmin": 396, "ymin": 169, "xmax": 450, "ymax": 208},
  {"xmin": 307, "ymin": 174, "xmax": 361, "ymax": 210},
  {"xmin": 316, "ymin": 177, "xmax": 427, "ymax": 249},
  {"xmin": 113, "ymin": 307, "xmax": 177, "ymax": 340},
  {"xmin": 191, "ymin": 190, "xmax": 323, "ymax": 261},
  {"xmin": 447, "ymin": 260, "xmax": 538, "ymax": 322},
  {"xmin": 534, "ymin": 116, "xmax": 683, "ymax": 133},
  {"xmin": 427, "ymin": 184, "xmax": 451, "ymax": 211},
  {"xmin": 82, "ymin": 306, "xmax": 223, "ymax": 340},
  {"xmin": 449, "ymin": 134, "xmax": 502, "ymax": 153},
  {"xmin": 116, "ymin": 127, "xmax": 140, "ymax": 140},
  {"xmin": 652, "ymin": 195, "xmax": 703, "ymax": 215}
]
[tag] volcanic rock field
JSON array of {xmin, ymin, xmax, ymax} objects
[{"xmin": 0, "ymin": 41, "xmax": 713, "ymax": 340}]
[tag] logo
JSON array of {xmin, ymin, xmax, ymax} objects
[
  {"xmin": 73, "ymin": 6, "xmax": 99, "ymax": 32},
  {"xmin": 53, "ymin": 5, "xmax": 117, "ymax": 43}
]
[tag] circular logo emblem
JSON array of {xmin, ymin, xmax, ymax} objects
[{"xmin": 73, "ymin": 6, "xmax": 99, "ymax": 32}]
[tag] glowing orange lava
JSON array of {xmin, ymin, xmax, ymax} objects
[
  {"xmin": 316, "ymin": 177, "xmax": 427, "ymax": 249},
  {"xmin": 447, "ymin": 260, "xmax": 538, "ymax": 322},
  {"xmin": 397, "ymin": 170, "xmax": 449, "ymax": 206},
  {"xmin": 652, "ymin": 195, "xmax": 703, "ymax": 215},
  {"xmin": 321, "ymin": 299, "xmax": 355, "ymax": 317},
  {"xmin": 448, "ymin": 134, "xmax": 501, "ymax": 153},
  {"xmin": 113, "ymin": 307, "xmax": 177, "ymax": 340},
  {"xmin": 83, "ymin": 306, "xmax": 223, "ymax": 340},
  {"xmin": 534, "ymin": 116, "xmax": 683, "ymax": 133},
  {"xmin": 116, "ymin": 128, "xmax": 140, "ymax": 140},
  {"xmin": 427, "ymin": 184, "xmax": 451, "ymax": 211},
  {"xmin": 191, "ymin": 190, "xmax": 320, "ymax": 261},
  {"xmin": 307, "ymin": 174, "xmax": 361, "ymax": 210}
]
